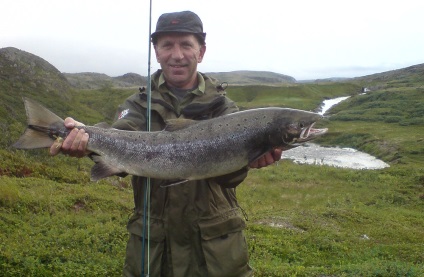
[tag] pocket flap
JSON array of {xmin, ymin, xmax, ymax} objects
[
  {"xmin": 127, "ymin": 214, "xmax": 165, "ymax": 242},
  {"xmin": 199, "ymin": 215, "xmax": 246, "ymax": 241}
]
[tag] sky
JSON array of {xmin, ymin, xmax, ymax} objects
[{"xmin": 2, "ymin": 0, "xmax": 424, "ymax": 80}]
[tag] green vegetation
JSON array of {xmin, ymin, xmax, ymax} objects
[
  {"xmin": 242, "ymin": 162, "xmax": 424, "ymax": 276},
  {"xmin": 329, "ymin": 88, "xmax": 424, "ymax": 126},
  {"xmin": 1, "ymin": 60, "xmax": 424, "ymax": 275},
  {"xmin": 226, "ymin": 83, "xmax": 361, "ymax": 110},
  {"xmin": 0, "ymin": 176, "xmax": 132, "ymax": 276}
]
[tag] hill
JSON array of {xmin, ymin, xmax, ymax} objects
[
  {"xmin": 64, "ymin": 72, "xmax": 147, "ymax": 89},
  {"xmin": 352, "ymin": 63, "xmax": 424, "ymax": 90},
  {"xmin": 63, "ymin": 70, "xmax": 296, "ymax": 88},
  {"xmin": 0, "ymin": 47, "xmax": 70, "ymax": 95},
  {"xmin": 354, "ymin": 63, "xmax": 424, "ymax": 83},
  {"xmin": 0, "ymin": 47, "xmax": 76, "ymax": 149}
]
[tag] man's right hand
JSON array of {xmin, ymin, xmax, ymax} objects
[{"xmin": 49, "ymin": 117, "xmax": 89, "ymax": 158}]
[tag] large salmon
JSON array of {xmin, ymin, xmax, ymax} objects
[{"xmin": 13, "ymin": 98, "xmax": 327, "ymax": 181}]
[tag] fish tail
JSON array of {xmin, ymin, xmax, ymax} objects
[{"xmin": 13, "ymin": 98, "xmax": 65, "ymax": 149}]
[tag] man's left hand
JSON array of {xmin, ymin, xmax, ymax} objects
[{"xmin": 249, "ymin": 148, "xmax": 282, "ymax": 169}]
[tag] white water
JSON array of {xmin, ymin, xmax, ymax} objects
[
  {"xmin": 318, "ymin": 96, "xmax": 350, "ymax": 115},
  {"xmin": 282, "ymin": 95, "xmax": 390, "ymax": 170},
  {"xmin": 283, "ymin": 143, "xmax": 389, "ymax": 170}
]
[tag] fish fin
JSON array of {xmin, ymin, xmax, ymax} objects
[
  {"xmin": 93, "ymin": 122, "xmax": 112, "ymax": 128},
  {"xmin": 164, "ymin": 119, "xmax": 198, "ymax": 131},
  {"xmin": 13, "ymin": 128, "xmax": 56, "ymax": 149},
  {"xmin": 248, "ymin": 147, "xmax": 272, "ymax": 164},
  {"xmin": 13, "ymin": 98, "xmax": 65, "ymax": 149},
  {"xmin": 90, "ymin": 155, "xmax": 124, "ymax": 181},
  {"xmin": 160, "ymin": 179, "xmax": 189, "ymax": 188}
]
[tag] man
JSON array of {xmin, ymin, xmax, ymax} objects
[{"xmin": 51, "ymin": 10, "xmax": 281, "ymax": 276}]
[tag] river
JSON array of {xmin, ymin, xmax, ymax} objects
[
  {"xmin": 282, "ymin": 95, "xmax": 390, "ymax": 170},
  {"xmin": 318, "ymin": 96, "xmax": 350, "ymax": 115},
  {"xmin": 282, "ymin": 143, "xmax": 389, "ymax": 169}
]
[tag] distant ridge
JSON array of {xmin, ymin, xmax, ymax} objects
[
  {"xmin": 354, "ymin": 63, "xmax": 424, "ymax": 83},
  {"xmin": 63, "ymin": 72, "xmax": 147, "ymax": 89},
  {"xmin": 2, "ymin": 46, "xmax": 423, "ymax": 91},
  {"xmin": 206, "ymin": 70, "xmax": 296, "ymax": 85}
]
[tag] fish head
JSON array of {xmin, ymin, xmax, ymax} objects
[{"xmin": 278, "ymin": 109, "xmax": 328, "ymax": 147}]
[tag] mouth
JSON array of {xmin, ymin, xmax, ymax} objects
[
  {"xmin": 169, "ymin": 64, "xmax": 187, "ymax": 69},
  {"xmin": 168, "ymin": 64, "xmax": 188, "ymax": 75},
  {"xmin": 298, "ymin": 122, "xmax": 328, "ymax": 142}
]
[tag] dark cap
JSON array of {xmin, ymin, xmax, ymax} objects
[{"xmin": 151, "ymin": 11, "xmax": 206, "ymax": 44}]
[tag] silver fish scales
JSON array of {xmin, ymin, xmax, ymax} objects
[{"xmin": 13, "ymin": 98, "xmax": 328, "ymax": 182}]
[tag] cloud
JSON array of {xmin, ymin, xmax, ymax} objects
[{"xmin": 2, "ymin": 0, "xmax": 424, "ymax": 79}]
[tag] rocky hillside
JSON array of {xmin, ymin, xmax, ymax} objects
[{"xmin": 0, "ymin": 47, "xmax": 71, "ymax": 95}]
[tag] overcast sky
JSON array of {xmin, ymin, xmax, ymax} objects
[{"xmin": 2, "ymin": 0, "xmax": 424, "ymax": 80}]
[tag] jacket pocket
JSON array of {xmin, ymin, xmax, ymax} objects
[
  {"xmin": 199, "ymin": 213, "xmax": 245, "ymax": 240},
  {"xmin": 127, "ymin": 213, "xmax": 165, "ymax": 243},
  {"xmin": 124, "ymin": 214, "xmax": 167, "ymax": 276},
  {"xmin": 198, "ymin": 214, "xmax": 252, "ymax": 277}
]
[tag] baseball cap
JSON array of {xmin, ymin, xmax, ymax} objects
[{"xmin": 151, "ymin": 11, "xmax": 206, "ymax": 44}]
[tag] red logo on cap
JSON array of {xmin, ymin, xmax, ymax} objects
[{"xmin": 170, "ymin": 19, "xmax": 180, "ymax": 24}]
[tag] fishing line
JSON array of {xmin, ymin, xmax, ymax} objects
[{"xmin": 141, "ymin": 0, "xmax": 153, "ymax": 276}]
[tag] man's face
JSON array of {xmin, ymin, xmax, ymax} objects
[{"xmin": 154, "ymin": 33, "xmax": 206, "ymax": 89}]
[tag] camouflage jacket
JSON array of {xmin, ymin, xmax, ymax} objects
[{"xmin": 113, "ymin": 70, "xmax": 252, "ymax": 277}]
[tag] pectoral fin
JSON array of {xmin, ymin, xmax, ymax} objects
[
  {"xmin": 90, "ymin": 155, "xmax": 124, "ymax": 181},
  {"xmin": 248, "ymin": 146, "xmax": 272, "ymax": 164},
  {"xmin": 160, "ymin": 179, "xmax": 189, "ymax": 188}
]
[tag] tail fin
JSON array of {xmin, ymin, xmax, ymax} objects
[{"xmin": 13, "ymin": 98, "xmax": 65, "ymax": 149}]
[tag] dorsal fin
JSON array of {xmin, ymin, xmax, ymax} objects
[
  {"xmin": 94, "ymin": 122, "xmax": 112, "ymax": 129},
  {"xmin": 164, "ymin": 118, "xmax": 199, "ymax": 131}
]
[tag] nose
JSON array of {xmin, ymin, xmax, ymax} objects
[{"xmin": 171, "ymin": 45, "xmax": 184, "ymax": 60}]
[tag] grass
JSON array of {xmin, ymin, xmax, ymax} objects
[
  {"xmin": 1, "ymin": 161, "xmax": 423, "ymax": 276},
  {"xmin": 0, "ymin": 176, "xmax": 133, "ymax": 276},
  {"xmin": 226, "ymin": 83, "xmax": 361, "ymax": 110},
  {"xmin": 240, "ymin": 162, "xmax": 424, "ymax": 276},
  {"xmin": 318, "ymin": 120, "xmax": 424, "ymax": 164},
  {"xmin": 1, "ymin": 76, "xmax": 424, "ymax": 275}
]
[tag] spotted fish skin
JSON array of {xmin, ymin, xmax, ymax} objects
[{"xmin": 13, "ymin": 98, "xmax": 327, "ymax": 181}]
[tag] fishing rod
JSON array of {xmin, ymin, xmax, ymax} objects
[{"xmin": 141, "ymin": 0, "xmax": 153, "ymax": 276}]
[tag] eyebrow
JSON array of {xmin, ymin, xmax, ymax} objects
[{"xmin": 158, "ymin": 36, "xmax": 197, "ymax": 47}]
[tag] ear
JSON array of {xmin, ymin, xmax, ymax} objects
[
  {"xmin": 154, "ymin": 45, "xmax": 160, "ymax": 62},
  {"xmin": 198, "ymin": 45, "xmax": 206, "ymax": 63}
]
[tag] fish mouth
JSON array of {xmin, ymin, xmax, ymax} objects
[
  {"xmin": 298, "ymin": 122, "xmax": 328, "ymax": 142},
  {"xmin": 283, "ymin": 122, "xmax": 328, "ymax": 150}
]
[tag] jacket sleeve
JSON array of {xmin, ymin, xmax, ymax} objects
[
  {"xmin": 212, "ymin": 96, "xmax": 239, "ymax": 118},
  {"xmin": 104, "ymin": 94, "xmax": 147, "ymax": 178},
  {"xmin": 111, "ymin": 93, "xmax": 147, "ymax": 131},
  {"xmin": 212, "ymin": 166, "xmax": 249, "ymax": 188}
]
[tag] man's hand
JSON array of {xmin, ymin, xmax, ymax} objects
[
  {"xmin": 49, "ymin": 117, "xmax": 89, "ymax": 158},
  {"xmin": 249, "ymin": 148, "xmax": 282, "ymax": 169}
]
